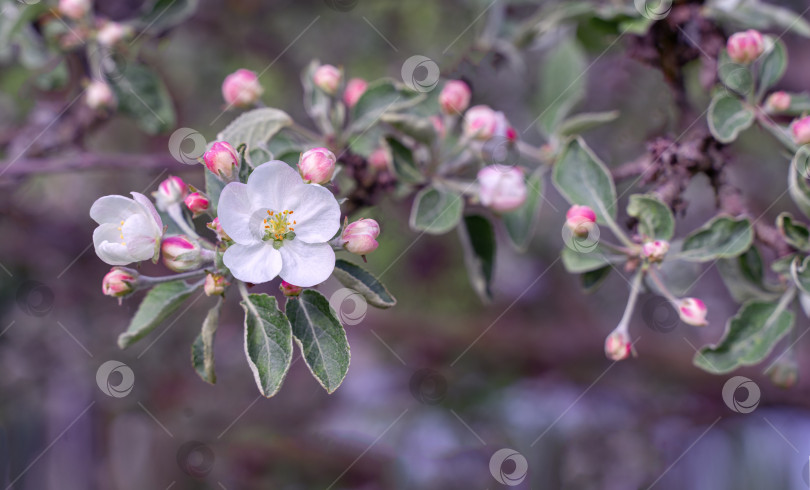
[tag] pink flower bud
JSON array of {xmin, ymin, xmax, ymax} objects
[
  {"xmin": 463, "ymin": 105, "xmax": 498, "ymax": 140},
  {"xmin": 439, "ymin": 80, "xmax": 471, "ymax": 115},
  {"xmin": 203, "ymin": 141, "xmax": 240, "ymax": 180},
  {"xmin": 298, "ymin": 147, "xmax": 337, "ymax": 184},
  {"xmin": 153, "ymin": 176, "xmax": 188, "ymax": 210},
  {"xmin": 727, "ymin": 30, "xmax": 764, "ymax": 64},
  {"xmin": 184, "ymin": 192, "xmax": 209, "ymax": 217},
  {"xmin": 494, "ymin": 112, "xmax": 518, "ymax": 142},
  {"xmin": 59, "ymin": 0, "xmax": 91, "ymax": 20},
  {"xmin": 207, "ymin": 218, "xmax": 231, "ymax": 241},
  {"xmin": 96, "ymin": 21, "xmax": 132, "ymax": 46},
  {"xmin": 792, "ymin": 116, "xmax": 810, "ymax": 146},
  {"xmin": 204, "ymin": 273, "xmax": 229, "ymax": 297},
  {"xmin": 222, "ymin": 69, "xmax": 263, "ymax": 107},
  {"xmin": 343, "ymin": 78, "xmax": 367, "ymax": 108},
  {"xmin": 642, "ymin": 240, "xmax": 670, "ymax": 263},
  {"xmin": 342, "ymin": 218, "xmax": 380, "ymax": 255},
  {"xmin": 313, "ymin": 64, "xmax": 342, "ymax": 95},
  {"xmin": 368, "ymin": 147, "xmax": 391, "ymax": 171},
  {"xmin": 765, "ymin": 91, "xmax": 791, "ymax": 113},
  {"xmin": 565, "ymin": 205, "xmax": 597, "ymax": 237},
  {"xmin": 605, "ymin": 329, "xmax": 632, "ymax": 361},
  {"xmin": 678, "ymin": 298, "xmax": 707, "ymax": 326},
  {"xmin": 161, "ymin": 235, "xmax": 209, "ymax": 272},
  {"xmin": 477, "ymin": 165, "xmax": 527, "ymax": 213},
  {"xmin": 86, "ymin": 80, "xmax": 116, "ymax": 111},
  {"xmin": 279, "ymin": 280, "xmax": 303, "ymax": 297},
  {"xmin": 430, "ymin": 115, "xmax": 446, "ymax": 139},
  {"xmin": 102, "ymin": 267, "xmax": 137, "ymax": 298}
]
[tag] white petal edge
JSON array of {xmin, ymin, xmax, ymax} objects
[
  {"xmin": 247, "ymin": 161, "xmax": 303, "ymax": 211},
  {"xmin": 217, "ymin": 182, "xmax": 260, "ymax": 245},
  {"xmin": 89, "ymin": 195, "xmax": 142, "ymax": 225},
  {"xmin": 122, "ymin": 214, "xmax": 158, "ymax": 262},
  {"xmin": 279, "ymin": 183, "xmax": 341, "ymax": 243},
  {"xmin": 131, "ymin": 192, "xmax": 163, "ymax": 231},
  {"xmin": 278, "ymin": 240, "xmax": 335, "ymax": 287},
  {"xmin": 223, "ymin": 242, "xmax": 283, "ymax": 284}
]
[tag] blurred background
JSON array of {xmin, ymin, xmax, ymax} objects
[{"xmin": 2, "ymin": 0, "xmax": 810, "ymax": 488}]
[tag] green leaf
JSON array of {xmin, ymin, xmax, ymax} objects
[
  {"xmin": 717, "ymin": 49, "xmax": 753, "ymax": 96},
  {"xmin": 191, "ymin": 298, "xmax": 221, "ymax": 384},
  {"xmin": 459, "ymin": 215, "xmax": 496, "ymax": 302},
  {"xmin": 502, "ymin": 167, "xmax": 545, "ymax": 252},
  {"xmin": 332, "ymin": 259, "xmax": 397, "ymax": 309},
  {"xmin": 679, "ymin": 215, "xmax": 753, "ymax": 262},
  {"xmin": 217, "ymin": 108, "xmax": 293, "ymax": 151},
  {"xmin": 536, "ymin": 37, "xmax": 587, "ymax": 135},
  {"xmin": 409, "ymin": 186, "xmax": 464, "ymax": 235},
  {"xmin": 694, "ymin": 300, "xmax": 795, "ymax": 374},
  {"xmin": 789, "ymin": 146, "xmax": 810, "ymax": 219},
  {"xmin": 349, "ymin": 79, "xmax": 425, "ymax": 133},
  {"xmin": 757, "ymin": 37, "xmax": 788, "ymax": 97},
  {"xmin": 380, "ymin": 113, "xmax": 436, "ymax": 144},
  {"xmin": 118, "ymin": 280, "xmax": 202, "ymax": 348},
  {"xmin": 790, "ymin": 256, "xmax": 810, "ymax": 294},
  {"xmin": 627, "ymin": 194, "xmax": 675, "ymax": 241},
  {"xmin": 241, "ymin": 293, "xmax": 293, "ymax": 398},
  {"xmin": 111, "ymin": 63, "xmax": 176, "ymax": 135},
  {"xmin": 204, "ymin": 168, "xmax": 226, "ymax": 215},
  {"xmin": 556, "ymin": 110, "xmax": 620, "ymax": 137},
  {"xmin": 772, "ymin": 253, "xmax": 797, "ymax": 276},
  {"xmin": 286, "ymin": 290, "xmax": 350, "ymax": 394},
  {"xmin": 137, "ymin": 0, "xmax": 198, "ymax": 31},
  {"xmin": 561, "ymin": 245, "xmax": 625, "ymax": 273},
  {"xmin": 707, "ymin": 93, "xmax": 755, "ymax": 143},
  {"xmin": 552, "ymin": 137, "xmax": 617, "ymax": 224},
  {"xmin": 717, "ymin": 246, "xmax": 781, "ymax": 302},
  {"xmin": 580, "ymin": 266, "xmax": 612, "ymax": 293},
  {"xmin": 386, "ymin": 137, "xmax": 424, "ymax": 184},
  {"xmin": 777, "ymin": 212, "xmax": 810, "ymax": 251},
  {"xmin": 705, "ymin": 0, "xmax": 810, "ymax": 38}
]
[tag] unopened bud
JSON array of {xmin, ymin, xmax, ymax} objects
[
  {"xmin": 161, "ymin": 236, "xmax": 211, "ymax": 272},
  {"xmin": 477, "ymin": 165, "xmax": 527, "ymax": 213},
  {"xmin": 207, "ymin": 218, "xmax": 230, "ymax": 242},
  {"xmin": 153, "ymin": 176, "xmax": 188, "ymax": 210},
  {"xmin": 298, "ymin": 147, "xmax": 336, "ymax": 184},
  {"xmin": 342, "ymin": 218, "xmax": 380, "ymax": 255},
  {"xmin": 642, "ymin": 240, "xmax": 670, "ymax": 263},
  {"xmin": 368, "ymin": 147, "xmax": 391, "ymax": 171},
  {"xmin": 204, "ymin": 273, "xmax": 229, "ymax": 297},
  {"xmin": 222, "ymin": 69, "xmax": 263, "ymax": 107},
  {"xmin": 343, "ymin": 78, "xmax": 367, "ymax": 108},
  {"xmin": 313, "ymin": 64, "xmax": 342, "ymax": 95},
  {"xmin": 463, "ymin": 105, "xmax": 498, "ymax": 140},
  {"xmin": 102, "ymin": 267, "xmax": 138, "ymax": 298},
  {"xmin": 605, "ymin": 329, "xmax": 632, "ymax": 361},
  {"xmin": 59, "ymin": 0, "xmax": 91, "ymax": 20},
  {"xmin": 792, "ymin": 116, "xmax": 810, "ymax": 146},
  {"xmin": 439, "ymin": 80, "xmax": 471, "ymax": 115},
  {"xmin": 96, "ymin": 21, "xmax": 132, "ymax": 46},
  {"xmin": 184, "ymin": 192, "xmax": 209, "ymax": 217},
  {"xmin": 86, "ymin": 80, "xmax": 116, "ymax": 111},
  {"xmin": 677, "ymin": 298, "xmax": 707, "ymax": 327},
  {"xmin": 565, "ymin": 205, "xmax": 597, "ymax": 237},
  {"xmin": 279, "ymin": 280, "xmax": 303, "ymax": 297},
  {"xmin": 726, "ymin": 30, "xmax": 764, "ymax": 64},
  {"xmin": 765, "ymin": 91, "xmax": 791, "ymax": 113},
  {"xmin": 203, "ymin": 141, "xmax": 240, "ymax": 180}
]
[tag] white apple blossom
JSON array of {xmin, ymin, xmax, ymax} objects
[
  {"xmin": 90, "ymin": 192, "xmax": 164, "ymax": 265},
  {"xmin": 217, "ymin": 160, "xmax": 341, "ymax": 286}
]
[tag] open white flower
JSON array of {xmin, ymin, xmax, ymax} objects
[
  {"xmin": 218, "ymin": 160, "xmax": 341, "ymax": 286},
  {"xmin": 91, "ymin": 192, "xmax": 164, "ymax": 266}
]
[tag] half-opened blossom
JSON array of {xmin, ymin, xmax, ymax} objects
[
  {"xmin": 217, "ymin": 160, "xmax": 341, "ymax": 286},
  {"xmin": 91, "ymin": 192, "xmax": 164, "ymax": 265},
  {"xmin": 477, "ymin": 165, "xmax": 527, "ymax": 213}
]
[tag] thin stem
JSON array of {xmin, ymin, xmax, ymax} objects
[
  {"xmin": 646, "ymin": 267, "xmax": 679, "ymax": 304},
  {"xmin": 139, "ymin": 269, "xmax": 208, "ymax": 286},
  {"xmin": 599, "ymin": 239, "xmax": 636, "ymax": 256},
  {"xmin": 237, "ymin": 280, "xmax": 251, "ymax": 302},
  {"xmin": 755, "ymin": 110, "xmax": 798, "ymax": 153},
  {"xmin": 602, "ymin": 213, "xmax": 636, "ymax": 249},
  {"xmin": 168, "ymin": 204, "xmax": 200, "ymax": 239},
  {"xmin": 516, "ymin": 140, "xmax": 549, "ymax": 165},
  {"xmin": 616, "ymin": 270, "xmax": 644, "ymax": 333}
]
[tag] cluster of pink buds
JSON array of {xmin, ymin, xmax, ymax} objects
[
  {"xmin": 222, "ymin": 69, "xmax": 263, "ymax": 108},
  {"xmin": 203, "ymin": 141, "xmax": 240, "ymax": 180},
  {"xmin": 726, "ymin": 30, "xmax": 765, "ymax": 64},
  {"xmin": 298, "ymin": 147, "xmax": 337, "ymax": 185},
  {"xmin": 342, "ymin": 218, "xmax": 380, "ymax": 256},
  {"xmin": 641, "ymin": 240, "xmax": 670, "ymax": 263},
  {"xmin": 477, "ymin": 165, "xmax": 528, "ymax": 213}
]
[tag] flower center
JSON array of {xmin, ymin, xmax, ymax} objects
[{"xmin": 262, "ymin": 209, "xmax": 296, "ymax": 248}]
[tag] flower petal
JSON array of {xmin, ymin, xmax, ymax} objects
[
  {"xmin": 278, "ymin": 240, "xmax": 335, "ymax": 287},
  {"xmin": 247, "ymin": 160, "xmax": 303, "ymax": 211},
  {"xmin": 223, "ymin": 242, "xmax": 282, "ymax": 284},
  {"xmin": 217, "ymin": 182, "xmax": 259, "ymax": 245},
  {"xmin": 131, "ymin": 192, "xmax": 163, "ymax": 231},
  {"xmin": 122, "ymin": 214, "xmax": 159, "ymax": 262},
  {"xmin": 89, "ymin": 195, "xmax": 141, "ymax": 225},
  {"xmin": 93, "ymin": 223, "xmax": 134, "ymax": 265},
  {"xmin": 280, "ymin": 183, "xmax": 341, "ymax": 243}
]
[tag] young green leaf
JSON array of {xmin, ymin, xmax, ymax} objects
[
  {"xmin": 536, "ymin": 37, "xmax": 587, "ymax": 135},
  {"xmin": 286, "ymin": 290, "xmax": 350, "ymax": 394},
  {"xmin": 332, "ymin": 259, "xmax": 397, "ymax": 309},
  {"xmin": 556, "ymin": 110, "xmax": 620, "ymax": 137},
  {"xmin": 380, "ymin": 113, "xmax": 436, "ymax": 145},
  {"xmin": 459, "ymin": 215, "xmax": 496, "ymax": 303},
  {"xmin": 717, "ymin": 246, "xmax": 781, "ymax": 303},
  {"xmin": 111, "ymin": 63, "xmax": 176, "ymax": 135},
  {"xmin": 216, "ymin": 108, "xmax": 293, "ymax": 151},
  {"xmin": 386, "ymin": 137, "xmax": 424, "ymax": 184},
  {"xmin": 410, "ymin": 186, "xmax": 464, "ymax": 235},
  {"xmin": 118, "ymin": 280, "xmax": 203, "ymax": 348},
  {"xmin": 502, "ymin": 167, "xmax": 545, "ymax": 252},
  {"xmin": 679, "ymin": 216, "xmax": 753, "ymax": 262},
  {"xmin": 627, "ymin": 194, "xmax": 675, "ymax": 241},
  {"xmin": 241, "ymin": 293, "xmax": 293, "ymax": 398},
  {"xmin": 694, "ymin": 300, "xmax": 795, "ymax": 374},
  {"xmin": 191, "ymin": 298, "xmax": 221, "ymax": 384},
  {"xmin": 757, "ymin": 37, "xmax": 788, "ymax": 97},
  {"xmin": 707, "ymin": 93, "xmax": 755, "ymax": 143},
  {"xmin": 580, "ymin": 265, "xmax": 612, "ymax": 293},
  {"xmin": 777, "ymin": 212, "xmax": 810, "ymax": 251},
  {"xmin": 717, "ymin": 50, "xmax": 753, "ymax": 96},
  {"xmin": 561, "ymin": 245, "xmax": 625, "ymax": 273},
  {"xmin": 349, "ymin": 79, "xmax": 425, "ymax": 133},
  {"xmin": 552, "ymin": 137, "xmax": 617, "ymax": 224}
]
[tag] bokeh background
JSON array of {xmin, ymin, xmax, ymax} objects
[{"xmin": 2, "ymin": 0, "xmax": 810, "ymax": 488}]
